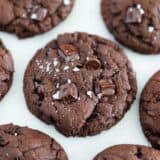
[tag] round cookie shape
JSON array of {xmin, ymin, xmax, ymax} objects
[
  {"xmin": 140, "ymin": 71, "xmax": 160, "ymax": 149},
  {"xmin": 0, "ymin": 0, "xmax": 74, "ymax": 38},
  {"xmin": 24, "ymin": 32, "xmax": 137, "ymax": 137},
  {"xmin": 0, "ymin": 124, "xmax": 68, "ymax": 160},
  {"xmin": 101, "ymin": 0, "xmax": 160, "ymax": 54},
  {"xmin": 0, "ymin": 40, "xmax": 14, "ymax": 101},
  {"xmin": 94, "ymin": 144, "xmax": 160, "ymax": 160}
]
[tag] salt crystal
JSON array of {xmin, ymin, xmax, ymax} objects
[
  {"xmin": 53, "ymin": 91, "xmax": 60, "ymax": 100},
  {"xmin": 148, "ymin": 26, "xmax": 154, "ymax": 33},
  {"xmin": 56, "ymin": 83, "xmax": 60, "ymax": 88},
  {"xmin": 136, "ymin": 4, "xmax": 144, "ymax": 15},
  {"xmin": 128, "ymin": 8, "xmax": 133, "ymax": 12},
  {"xmin": 86, "ymin": 57, "xmax": 89, "ymax": 61},
  {"xmin": 136, "ymin": 4, "xmax": 141, "ymax": 9},
  {"xmin": 46, "ymin": 63, "xmax": 51, "ymax": 72},
  {"xmin": 55, "ymin": 68, "xmax": 60, "ymax": 72},
  {"xmin": 14, "ymin": 133, "xmax": 18, "ymax": 136},
  {"xmin": 64, "ymin": 0, "xmax": 71, "ymax": 5},
  {"xmin": 53, "ymin": 59, "xmax": 58, "ymax": 67},
  {"xmin": 67, "ymin": 79, "xmax": 71, "ymax": 84},
  {"xmin": 98, "ymin": 93, "xmax": 102, "ymax": 99},
  {"xmin": 64, "ymin": 66, "xmax": 69, "ymax": 70},
  {"xmin": 73, "ymin": 67, "xmax": 80, "ymax": 72},
  {"xmin": 30, "ymin": 13, "xmax": 38, "ymax": 20},
  {"xmin": 87, "ymin": 91, "xmax": 93, "ymax": 98}
]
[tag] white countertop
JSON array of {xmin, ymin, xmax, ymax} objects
[{"xmin": 0, "ymin": 0, "xmax": 159, "ymax": 159}]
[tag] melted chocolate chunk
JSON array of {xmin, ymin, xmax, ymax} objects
[
  {"xmin": 125, "ymin": 5, "xmax": 144, "ymax": 23},
  {"xmin": 99, "ymin": 80, "xmax": 115, "ymax": 96},
  {"xmin": 59, "ymin": 82, "xmax": 78, "ymax": 100},
  {"xmin": 86, "ymin": 56, "xmax": 101, "ymax": 69},
  {"xmin": 30, "ymin": 7, "xmax": 48, "ymax": 21}
]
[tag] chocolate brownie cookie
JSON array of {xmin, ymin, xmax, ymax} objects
[
  {"xmin": 101, "ymin": 0, "xmax": 160, "ymax": 54},
  {"xmin": 140, "ymin": 71, "xmax": 160, "ymax": 149},
  {"xmin": 0, "ymin": 124, "xmax": 68, "ymax": 160},
  {"xmin": 0, "ymin": 40, "xmax": 14, "ymax": 101},
  {"xmin": 0, "ymin": 0, "xmax": 74, "ymax": 38},
  {"xmin": 24, "ymin": 32, "xmax": 137, "ymax": 137},
  {"xmin": 94, "ymin": 144, "xmax": 160, "ymax": 160}
]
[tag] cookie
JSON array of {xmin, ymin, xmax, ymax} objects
[
  {"xmin": 0, "ymin": 0, "xmax": 74, "ymax": 38},
  {"xmin": 101, "ymin": 0, "xmax": 160, "ymax": 54},
  {"xmin": 140, "ymin": 71, "xmax": 160, "ymax": 149},
  {"xmin": 0, "ymin": 40, "xmax": 14, "ymax": 101},
  {"xmin": 0, "ymin": 124, "xmax": 68, "ymax": 160},
  {"xmin": 23, "ymin": 32, "xmax": 137, "ymax": 137},
  {"xmin": 94, "ymin": 144, "xmax": 160, "ymax": 160}
]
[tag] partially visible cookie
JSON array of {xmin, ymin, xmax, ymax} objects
[
  {"xmin": 0, "ymin": 124, "xmax": 68, "ymax": 160},
  {"xmin": 101, "ymin": 0, "xmax": 160, "ymax": 54},
  {"xmin": 140, "ymin": 71, "xmax": 160, "ymax": 149},
  {"xmin": 94, "ymin": 144, "xmax": 160, "ymax": 160},
  {"xmin": 24, "ymin": 32, "xmax": 137, "ymax": 137},
  {"xmin": 0, "ymin": 40, "xmax": 14, "ymax": 101},
  {"xmin": 0, "ymin": 0, "xmax": 74, "ymax": 38}
]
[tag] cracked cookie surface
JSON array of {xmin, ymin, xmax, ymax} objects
[
  {"xmin": 0, "ymin": 124, "xmax": 68, "ymax": 160},
  {"xmin": 23, "ymin": 32, "xmax": 137, "ymax": 137},
  {"xmin": 94, "ymin": 144, "xmax": 160, "ymax": 160},
  {"xmin": 0, "ymin": 40, "xmax": 14, "ymax": 101},
  {"xmin": 140, "ymin": 71, "xmax": 160, "ymax": 149},
  {"xmin": 101, "ymin": 0, "xmax": 160, "ymax": 54},
  {"xmin": 0, "ymin": 0, "xmax": 74, "ymax": 38}
]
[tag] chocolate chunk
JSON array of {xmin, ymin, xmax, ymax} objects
[
  {"xmin": 99, "ymin": 80, "xmax": 115, "ymax": 96},
  {"xmin": 30, "ymin": 7, "xmax": 48, "ymax": 21},
  {"xmin": 59, "ymin": 82, "xmax": 78, "ymax": 100},
  {"xmin": 86, "ymin": 56, "xmax": 101, "ymax": 69},
  {"xmin": 99, "ymin": 80, "xmax": 115, "ymax": 89},
  {"xmin": 102, "ymin": 88, "xmax": 115, "ymax": 96},
  {"xmin": 59, "ymin": 44, "xmax": 79, "ymax": 62},
  {"xmin": 59, "ymin": 44, "xmax": 77, "ymax": 56},
  {"xmin": 125, "ymin": 7, "xmax": 144, "ymax": 23}
]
